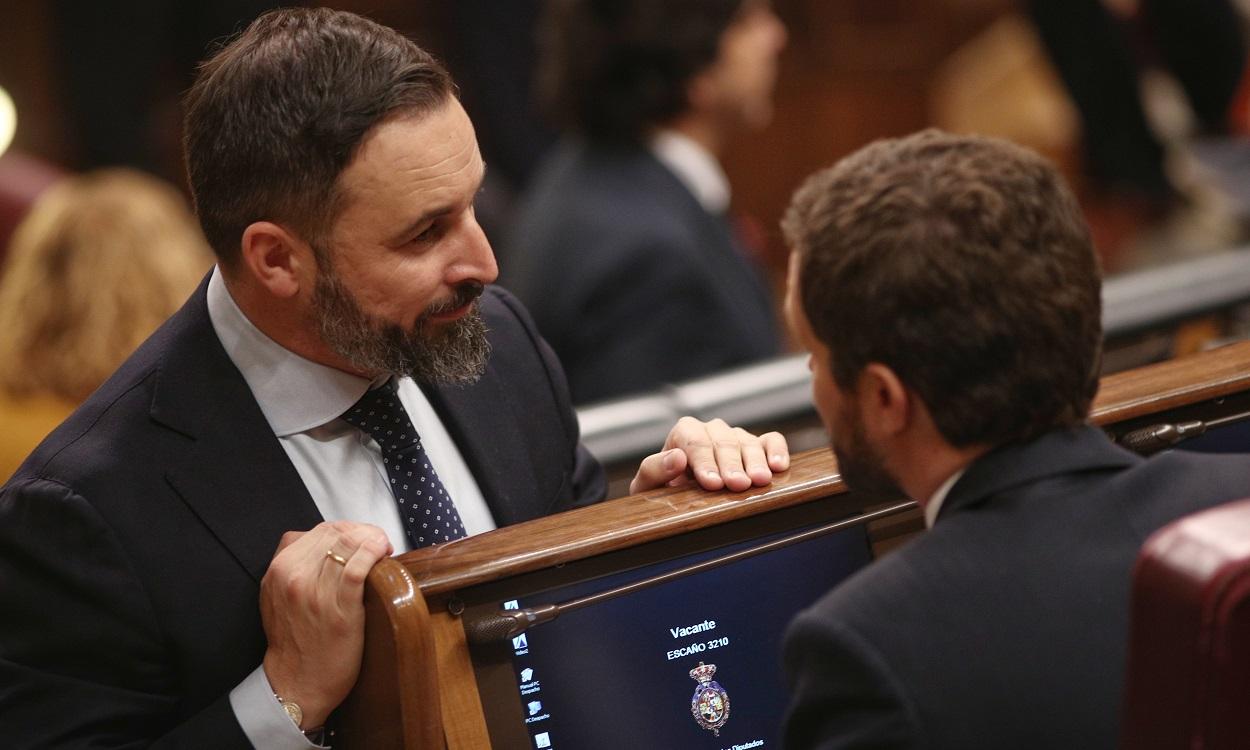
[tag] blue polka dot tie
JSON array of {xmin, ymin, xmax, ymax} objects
[{"xmin": 341, "ymin": 380, "xmax": 467, "ymax": 549}]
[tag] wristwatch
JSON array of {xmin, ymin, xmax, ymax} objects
[
  {"xmin": 275, "ymin": 693, "xmax": 325, "ymax": 742},
  {"xmin": 275, "ymin": 693, "xmax": 304, "ymax": 729}
]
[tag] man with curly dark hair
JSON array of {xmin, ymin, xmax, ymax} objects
[{"xmin": 503, "ymin": 0, "xmax": 787, "ymax": 404}]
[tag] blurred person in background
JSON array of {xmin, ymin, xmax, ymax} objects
[
  {"xmin": 1026, "ymin": 0, "xmax": 1248, "ymax": 214},
  {"xmin": 0, "ymin": 168, "xmax": 212, "ymax": 480},
  {"xmin": 502, "ymin": 0, "xmax": 787, "ymax": 405}
]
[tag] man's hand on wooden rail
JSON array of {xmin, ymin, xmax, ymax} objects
[
  {"xmin": 260, "ymin": 520, "xmax": 394, "ymax": 731},
  {"xmin": 630, "ymin": 416, "xmax": 790, "ymax": 494}
]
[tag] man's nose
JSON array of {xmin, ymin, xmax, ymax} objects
[{"xmin": 449, "ymin": 214, "xmax": 499, "ymax": 286}]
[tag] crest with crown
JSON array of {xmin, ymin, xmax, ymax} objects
[
  {"xmin": 689, "ymin": 662, "xmax": 718, "ymax": 683},
  {"xmin": 688, "ymin": 661, "xmax": 731, "ymax": 735}
]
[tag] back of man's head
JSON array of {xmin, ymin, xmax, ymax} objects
[
  {"xmin": 538, "ymin": 0, "xmax": 743, "ymax": 144},
  {"xmin": 783, "ymin": 130, "xmax": 1102, "ymax": 449},
  {"xmin": 183, "ymin": 7, "xmax": 453, "ymax": 265}
]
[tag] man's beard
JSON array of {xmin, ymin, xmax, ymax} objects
[
  {"xmin": 312, "ymin": 269, "xmax": 491, "ymax": 385},
  {"xmin": 831, "ymin": 402, "xmax": 903, "ymax": 497}
]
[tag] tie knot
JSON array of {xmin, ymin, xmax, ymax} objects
[{"xmin": 342, "ymin": 381, "xmax": 420, "ymax": 450}]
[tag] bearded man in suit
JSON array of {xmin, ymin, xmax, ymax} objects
[
  {"xmin": 0, "ymin": 8, "xmax": 788, "ymax": 747},
  {"xmin": 779, "ymin": 130, "xmax": 1250, "ymax": 749}
]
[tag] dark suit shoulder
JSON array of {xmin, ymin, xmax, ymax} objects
[
  {"xmin": 1100, "ymin": 448, "xmax": 1250, "ymax": 533},
  {"xmin": 785, "ymin": 444, "xmax": 1250, "ymax": 748},
  {"xmin": 429, "ymin": 285, "xmax": 605, "ymax": 515},
  {"xmin": 784, "ymin": 604, "xmax": 919, "ymax": 750},
  {"xmin": 500, "ymin": 141, "xmax": 778, "ymax": 401},
  {"xmin": 819, "ymin": 446, "xmax": 1250, "ymax": 634},
  {"xmin": 476, "ymin": 286, "xmax": 577, "ymax": 444},
  {"xmin": 6, "ymin": 285, "xmax": 211, "ymax": 492},
  {"xmin": 503, "ymin": 142, "xmax": 707, "ymax": 282}
]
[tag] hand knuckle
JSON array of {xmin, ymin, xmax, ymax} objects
[{"xmin": 281, "ymin": 573, "xmax": 306, "ymax": 599}]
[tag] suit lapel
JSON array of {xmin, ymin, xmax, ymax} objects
[
  {"xmin": 641, "ymin": 152, "xmax": 777, "ymax": 341},
  {"xmin": 940, "ymin": 425, "xmax": 1141, "ymax": 524},
  {"xmin": 423, "ymin": 358, "xmax": 542, "ymax": 528},
  {"xmin": 150, "ymin": 282, "xmax": 323, "ymax": 582}
]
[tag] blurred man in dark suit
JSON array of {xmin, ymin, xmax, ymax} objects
[
  {"xmin": 779, "ymin": 130, "xmax": 1250, "ymax": 749},
  {"xmin": 503, "ymin": 0, "xmax": 786, "ymax": 404}
]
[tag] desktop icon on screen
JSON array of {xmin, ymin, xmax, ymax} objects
[
  {"xmin": 528, "ymin": 701, "xmax": 543, "ymax": 716},
  {"xmin": 521, "ymin": 667, "xmax": 534, "ymax": 682},
  {"xmin": 504, "ymin": 600, "xmax": 520, "ymax": 610},
  {"xmin": 534, "ymin": 731, "xmax": 552, "ymax": 748},
  {"xmin": 513, "ymin": 633, "xmax": 529, "ymax": 652}
]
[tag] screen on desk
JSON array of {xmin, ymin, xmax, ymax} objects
[
  {"xmin": 1177, "ymin": 421, "xmax": 1250, "ymax": 454},
  {"xmin": 476, "ymin": 523, "xmax": 871, "ymax": 750}
]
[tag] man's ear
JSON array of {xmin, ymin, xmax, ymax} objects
[
  {"xmin": 857, "ymin": 363, "xmax": 911, "ymax": 437},
  {"xmin": 239, "ymin": 221, "xmax": 312, "ymax": 299},
  {"xmin": 685, "ymin": 68, "xmax": 719, "ymax": 114}
]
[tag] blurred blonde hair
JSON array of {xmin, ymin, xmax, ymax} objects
[{"xmin": 0, "ymin": 168, "xmax": 212, "ymax": 402}]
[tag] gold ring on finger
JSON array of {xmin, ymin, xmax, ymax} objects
[{"xmin": 325, "ymin": 549, "xmax": 349, "ymax": 566}]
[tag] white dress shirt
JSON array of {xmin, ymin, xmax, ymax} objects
[
  {"xmin": 649, "ymin": 129, "xmax": 731, "ymax": 214},
  {"xmin": 924, "ymin": 468, "xmax": 966, "ymax": 529},
  {"xmin": 205, "ymin": 267, "xmax": 494, "ymax": 747}
]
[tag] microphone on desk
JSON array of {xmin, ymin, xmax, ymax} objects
[
  {"xmin": 1118, "ymin": 420, "xmax": 1208, "ymax": 455},
  {"xmin": 466, "ymin": 604, "xmax": 560, "ymax": 646}
]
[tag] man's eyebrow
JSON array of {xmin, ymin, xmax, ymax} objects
[
  {"xmin": 390, "ymin": 206, "xmax": 453, "ymax": 245},
  {"xmin": 388, "ymin": 161, "xmax": 488, "ymax": 246}
]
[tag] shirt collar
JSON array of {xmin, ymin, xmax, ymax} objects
[
  {"xmin": 205, "ymin": 266, "xmax": 373, "ymax": 437},
  {"xmin": 648, "ymin": 129, "xmax": 731, "ymax": 214},
  {"xmin": 924, "ymin": 468, "xmax": 966, "ymax": 529}
]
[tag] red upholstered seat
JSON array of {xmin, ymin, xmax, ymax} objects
[{"xmin": 1121, "ymin": 498, "xmax": 1250, "ymax": 749}]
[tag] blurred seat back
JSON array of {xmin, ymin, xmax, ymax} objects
[{"xmin": 1121, "ymin": 498, "xmax": 1250, "ymax": 749}]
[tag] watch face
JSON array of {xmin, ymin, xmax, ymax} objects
[{"xmin": 281, "ymin": 700, "xmax": 303, "ymax": 728}]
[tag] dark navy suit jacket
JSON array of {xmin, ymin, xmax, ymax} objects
[
  {"xmin": 0, "ymin": 280, "xmax": 604, "ymax": 748},
  {"xmin": 783, "ymin": 425, "xmax": 1250, "ymax": 749},
  {"xmin": 502, "ymin": 139, "xmax": 779, "ymax": 404}
]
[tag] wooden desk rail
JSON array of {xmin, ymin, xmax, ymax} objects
[{"xmin": 339, "ymin": 340, "xmax": 1250, "ymax": 749}]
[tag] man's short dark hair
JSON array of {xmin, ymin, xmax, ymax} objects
[
  {"xmin": 183, "ymin": 7, "xmax": 453, "ymax": 264},
  {"xmin": 538, "ymin": 0, "xmax": 743, "ymax": 144},
  {"xmin": 783, "ymin": 130, "xmax": 1102, "ymax": 449}
]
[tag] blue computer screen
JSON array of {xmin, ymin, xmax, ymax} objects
[{"xmin": 487, "ymin": 523, "xmax": 872, "ymax": 750}]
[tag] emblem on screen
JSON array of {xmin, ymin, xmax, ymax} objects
[{"xmin": 689, "ymin": 661, "xmax": 731, "ymax": 736}]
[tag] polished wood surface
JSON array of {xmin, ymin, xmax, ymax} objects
[
  {"xmin": 336, "ymin": 558, "xmax": 440, "ymax": 749},
  {"xmin": 402, "ymin": 447, "xmax": 848, "ymax": 597},
  {"xmin": 395, "ymin": 340, "xmax": 1250, "ymax": 600},
  {"xmin": 1090, "ymin": 340, "xmax": 1250, "ymax": 425},
  {"xmin": 432, "ymin": 612, "xmax": 492, "ymax": 750},
  {"xmin": 342, "ymin": 341, "xmax": 1250, "ymax": 748}
]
